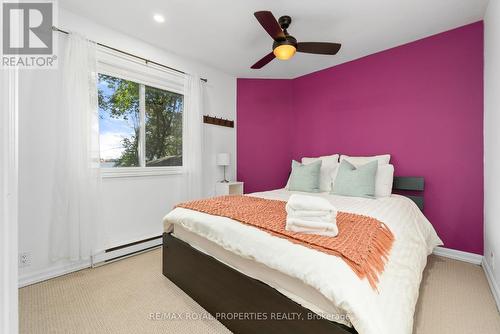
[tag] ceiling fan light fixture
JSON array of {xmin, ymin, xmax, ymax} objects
[
  {"xmin": 272, "ymin": 36, "xmax": 297, "ymax": 60},
  {"xmin": 273, "ymin": 44, "xmax": 296, "ymax": 60}
]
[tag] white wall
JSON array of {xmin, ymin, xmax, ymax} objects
[
  {"xmin": 18, "ymin": 8, "xmax": 236, "ymax": 283},
  {"xmin": 484, "ymin": 0, "xmax": 500, "ymax": 307}
]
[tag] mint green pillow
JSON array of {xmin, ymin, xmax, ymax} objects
[
  {"xmin": 288, "ymin": 160, "xmax": 322, "ymax": 193},
  {"xmin": 331, "ymin": 160, "xmax": 378, "ymax": 198}
]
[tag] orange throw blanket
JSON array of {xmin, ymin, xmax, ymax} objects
[{"xmin": 176, "ymin": 195, "xmax": 394, "ymax": 290}]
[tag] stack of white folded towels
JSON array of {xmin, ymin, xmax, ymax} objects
[{"xmin": 285, "ymin": 194, "xmax": 339, "ymax": 237}]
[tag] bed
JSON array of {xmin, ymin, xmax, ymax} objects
[{"xmin": 162, "ymin": 179, "xmax": 442, "ymax": 334}]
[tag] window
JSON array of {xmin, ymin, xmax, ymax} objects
[
  {"xmin": 145, "ymin": 85, "xmax": 183, "ymax": 167},
  {"xmin": 98, "ymin": 74, "xmax": 140, "ymax": 167},
  {"xmin": 98, "ymin": 74, "xmax": 184, "ymax": 170}
]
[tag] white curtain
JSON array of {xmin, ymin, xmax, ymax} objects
[
  {"xmin": 50, "ymin": 33, "xmax": 102, "ymax": 262},
  {"xmin": 184, "ymin": 74, "xmax": 205, "ymax": 200}
]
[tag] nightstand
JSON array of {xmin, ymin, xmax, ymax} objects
[{"xmin": 215, "ymin": 181, "xmax": 244, "ymax": 196}]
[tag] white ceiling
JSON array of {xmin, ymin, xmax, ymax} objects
[{"xmin": 59, "ymin": 0, "xmax": 489, "ymax": 79}]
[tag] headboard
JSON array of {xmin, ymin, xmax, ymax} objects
[{"xmin": 392, "ymin": 177, "xmax": 425, "ymax": 211}]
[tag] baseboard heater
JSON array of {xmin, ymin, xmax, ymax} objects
[{"xmin": 91, "ymin": 235, "xmax": 162, "ymax": 267}]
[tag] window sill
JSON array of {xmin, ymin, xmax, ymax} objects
[{"xmin": 101, "ymin": 167, "xmax": 184, "ymax": 179}]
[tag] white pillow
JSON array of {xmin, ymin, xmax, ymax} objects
[
  {"xmin": 340, "ymin": 154, "xmax": 391, "ymax": 167},
  {"xmin": 302, "ymin": 154, "xmax": 340, "ymax": 192},
  {"xmin": 375, "ymin": 164, "xmax": 394, "ymax": 197},
  {"xmin": 285, "ymin": 154, "xmax": 340, "ymax": 191}
]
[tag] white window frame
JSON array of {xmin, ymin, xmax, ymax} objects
[{"xmin": 97, "ymin": 47, "xmax": 186, "ymax": 178}]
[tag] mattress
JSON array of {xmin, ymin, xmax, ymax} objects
[
  {"xmin": 163, "ymin": 189, "xmax": 442, "ymax": 334},
  {"xmin": 172, "ymin": 225, "xmax": 351, "ymax": 327}
]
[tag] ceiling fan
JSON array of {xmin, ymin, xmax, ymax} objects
[{"xmin": 251, "ymin": 11, "xmax": 341, "ymax": 69}]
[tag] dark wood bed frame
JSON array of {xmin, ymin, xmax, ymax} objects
[{"xmin": 162, "ymin": 176, "xmax": 424, "ymax": 334}]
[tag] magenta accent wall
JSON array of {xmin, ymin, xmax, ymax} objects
[
  {"xmin": 237, "ymin": 22, "xmax": 484, "ymax": 254},
  {"xmin": 237, "ymin": 79, "xmax": 293, "ymax": 193}
]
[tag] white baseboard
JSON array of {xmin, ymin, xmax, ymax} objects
[
  {"xmin": 432, "ymin": 246, "xmax": 483, "ymax": 265},
  {"xmin": 482, "ymin": 258, "xmax": 500, "ymax": 312},
  {"xmin": 18, "ymin": 260, "xmax": 91, "ymax": 288}
]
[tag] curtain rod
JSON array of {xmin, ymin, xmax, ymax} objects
[{"xmin": 52, "ymin": 26, "xmax": 208, "ymax": 82}]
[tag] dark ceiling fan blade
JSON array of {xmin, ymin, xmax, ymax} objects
[
  {"xmin": 297, "ymin": 42, "xmax": 341, "ymax": 55},
  {"xmin": 254, "ymin": 11, "xmax": 285, "ymax": 40},
  {"xmin": 251, "ymin": 52, "xmax": 276, "ymax": 69}
]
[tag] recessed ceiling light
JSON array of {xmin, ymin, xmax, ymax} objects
[{"xmin": 153, "ymin": 14, "xmax": 165, "ymax": 23}]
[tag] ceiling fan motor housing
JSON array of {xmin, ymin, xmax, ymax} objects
[
  {"xmin": 273, "ymin": 35, "xmax": 297, "ymax": 50},
  {"xmin": 274, "ymin": 15, "xmax": 296, "ymax": 49}
]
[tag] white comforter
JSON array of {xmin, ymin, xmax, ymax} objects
[{"xmin": 163, "ymin": 189, "xmax": 442, "ymax": 334}]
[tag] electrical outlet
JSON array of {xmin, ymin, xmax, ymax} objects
[{"xmin": 18, "ymin": 252, "xmax": 31, "ymax": 268}]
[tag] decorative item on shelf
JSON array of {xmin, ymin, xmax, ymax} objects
[
  {"xmin": 216, "ymin": 153, "xmax": 230, "ymax": 183},
  {"xmin": 203, "ymin": 115, "xmax": 234, "ymax": 128}
]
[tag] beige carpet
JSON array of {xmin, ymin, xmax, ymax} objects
[{"xmin": 20, "ymin": 249, "xmax": 500, "ymax": 334}]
